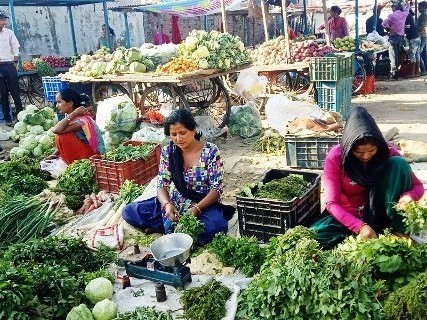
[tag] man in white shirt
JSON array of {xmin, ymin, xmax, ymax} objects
[{"xmin": 0, "ymin": 10, "xmax": 22, "ymax": 126}]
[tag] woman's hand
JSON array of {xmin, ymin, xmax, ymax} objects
[
  {"xmin": 396, "ymin": 195, "xmax": 414, "ymax": 211},
  {"xmin": 187, "ymin": 206, "xmax": 200, "ymax": 217},
  {"xmin": 164, "ymin": 203, "xmax": 179, "ymax": 222},
  {"xmin": 70, "ymin": 106, "xmax": 90, "ymax": 118},
  {"xmin": 359, "ymin": 224, "xmax": 378, "ymax": 239},
  {"xmin": 44, "ymin": 154, "xmax": 58, "ymax": 161}
]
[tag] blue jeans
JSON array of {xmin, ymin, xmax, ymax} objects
[
  {"xmin": 388, "ymin": 35, "xmax": 403, "ymax": 74},
  {"xmin": 420, "ymin": 37, "xmax": 427, "ymax": 72},
  {"xmin": 408, "ymin": 37, "xmax": 421, "ymax": 62}
]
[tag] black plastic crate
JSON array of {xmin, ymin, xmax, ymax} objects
[
  {"xmin": 285, "ymin": 134, "xmax": 342, "ymax": 169},
  {"xmin": 236, "ymin": 169, "xmax": 321, "ymax": 243}
]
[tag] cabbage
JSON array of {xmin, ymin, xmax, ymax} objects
[
  {"xmin": 117, "ymin": 63, "xmax": 129, "ymax": 73},
  {"xmin": 32, "ymin": 145, "xmax": 44, "ymax": 158},
  {"xmin": 105, "ymin": 101, "xmax": 137, "ymax": 133},
  {"xmin": 66, "ymin": 304, "xmax": 94, "ymax": 320},
  {"xmin": 17, "ymin": 111, "xmax": 29, "ymax": 122},
  {"xmin": 10, "ymin": 147, "xmax": 30, "ymax": 159},
  {"xmin": 9, "ymin": 129, "xmax": 20, "ymax": 142},
  {"xmin": 30, "ymin": 125, "xmax": 45, "ymax": 135},
  {"xmin": 105, "ymin": 61, "xmax": 117, "ymax": 74},
  {"xmin": 47, "ymin": 129, "xmax": 56, "ymax": 138},
  {"xmin": 125, "ymin": 47, "xmax": 143, "ymax": 63},
  {"xmin": 14, "ymin": 122, "xmax": 28, "ymax": 134},
  {"xmin": 41, "ymin": 107, "xmax": 55, "ymax": 119},
  {"xmin": 129, "ymin": 61, "xmax": 146, "ymax": 73},
  {"xmin": 84, "ymin": 277, "xmax": 114, "ymax": 304},
  {"xmin": 25, "ymin": 112, "xmax": 45, "ymax": 125},
  {"xmin": 43, "ymin": 119, "xmax": 55, "ymax": 131},
  {"xmin": 20, "ymin": 135, "xmax": 38, "ymax": 151},
  {"xmin": 112, "ymin": 48, "xmax": 125, "ymax": 62},
  {"xmin": 25, "ymin": 105, "xmax": 39, "ymax": 114},
  {"xmin": 92, "ymin": 299, "xmax": 118, "ymax": 320},
  {"xmin": 105, "ymin": 131, "xmax": 131, "ymax": 149},
  {"xmin": 39, "ymin": 135, "xmax": 53, "ymax": 151},
  {"xmin": 91, "ymin": 61, "xmax": 107, "ymax": 77}
]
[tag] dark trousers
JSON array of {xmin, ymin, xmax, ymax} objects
[
  {"xmin": 388, "ymin": 35, "xmax": 403, "ymax": 75},
  {"xmin": 0, "ymin": 63, "xmax": 23, "ymax": 122}
]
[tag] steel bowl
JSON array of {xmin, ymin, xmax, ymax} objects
[{"xmin": 150, "ymin": 233, "xmax": 193, "ymax": 266}]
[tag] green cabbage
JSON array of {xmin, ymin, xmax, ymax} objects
[
  {"xmin": 66, "ymin": 304, "xmax": 94, "ymax": 320},
  {"xmin": 9, "ymin": 129, "xmax": 20, "ymax": 142},
  {"xmin": 32, "ymin": 145, "xmax": 44, "ymax": 157},
  {"xmin": 92, "ymin": 299, "xmax": 118, "ymax": 320},
  {"xmin": 129, "ymin": 61, "xmax": 147, "ymax": 73},
  {"xmin": 43, "ymin": 119, "xmax": 55, "ymax": 131},
  {"xmin": 41, "ymin": 107, "xmax": 55, "ymax": 119},
  {"xmin": 125, "ymin": 47, "xmax": 143, "ymax": 63},
  {"xmin": 17, "ymin": 110, "xmax": 29, "ymax": 122},
  {"xmin": 29, "ymin": 125, "xmax": 45, "ymax": 135},
  {"xmin": 20, "ymin": 135, "xmax": 38, "ymax": 151},
  {"xmin": 14, "ymin": 122, "xmax": 28, "ymax": 135},
  {"xmin": 91, "ymin": 62, "xmax": 107, "ymax": 77},
  {"xmin": 25, "ymin": 105, "xmax": 39, "ymax": 114},
  {"xmin": 39, "ymin": 135, "xmax": 54, "ymax": 151},
  {"xmin": 84, "ymin": 277, "xmax": 114, "ymax": 304},
  {"xmin": 25, "ymin": 112, "xmax": 45, "ymax": 125},
  {"xmin": 105, "ymin": 101, "xmax": 137, "ymax": 133}
]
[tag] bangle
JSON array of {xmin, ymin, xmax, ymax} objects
[
  {"xmin": 161, "ymin": 201, "xmax": 171, "ymax": 211},
  {"xmin": 358, "ymin": 223, "xmax": 368, "ymax": 234},
  {"xmin": 66, "ymin": 116, "xmax": 72, "ymax": 122},
  {"xmin": 192, "ymin": 204, "xmax": 202, "ymax": 216}
]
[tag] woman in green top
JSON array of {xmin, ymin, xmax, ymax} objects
[{"xmin": 97, "ymin": 24, "xmax": 118, "ymax": 51}]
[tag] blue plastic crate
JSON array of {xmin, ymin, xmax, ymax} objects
[
  {"xmin": 42, "ymin": 76, "xmax": 69, "ymax": 102},
  {"xmin": 315, "ymin": 77, "xmax": 352, "ymax": 119}
]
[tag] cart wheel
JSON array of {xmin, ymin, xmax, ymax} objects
[
  {"xmin": 275, "ymin": 71, "xmax": 312, "ymax": 94},
  {"xmin": 92, "ymin": 83, "xmax": 129, "ymax": 103},
  {"xmin": 184, "ymin": 78, "xmax": 231, "ymax": 128},
  {"xmin": 19, "ymin": 75, "xmax": 45, "ymax": 107},
  {"xmin": 138, "ymin": 84, "xmax": 183, "ymax": 117},
  {"xmin": 352, "ymin": 57, "xmax": 366, "ymax": 94}
]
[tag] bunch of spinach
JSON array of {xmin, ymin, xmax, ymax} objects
[
  {"xmin": 113, "ymin": 306, "xmax": 173, "ymax": 320},
  {"xmin": 397, "ymin": 201, "xmax": 427, "ymax": 234},
  {"xmin": 2, "ymin": 174, "xmax": 48, "ymax": 197},
  {"xmin": 237, "ymin": 238, "xmax": 384, "ymax": 320},
  {"xmin": 180, "ymin": 279, "xmax": 232, "ymax": 320},
  {"xmin": 102, "ymin": 143, "xmax": 155, "ymax": 162},
  {"xmin": 208, "ymin": 233, "xmax": 264, "ymax": 277},
  {"xmin": 55, "ymin": 159, "xmax": 97, "ymax": 210},
  {"xmin": 175, "ymin": 214, "xmax": 205, "ymax": 240},
  {"xmin": 384, "ymin": 271, "xmax": 427, "ymax": 320}
]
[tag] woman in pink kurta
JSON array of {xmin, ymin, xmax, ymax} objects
[
  {"xmin": 318, "ymin": 6, "xmax": 349, "ymax": 40},
  {"xmin": 311, "ymin": 106, "xmax": 424, "ymax": 247}
]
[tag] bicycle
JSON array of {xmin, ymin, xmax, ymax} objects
[{"xmin": 352, "ymin": 50, "xmax": 375, "ymax": 94}]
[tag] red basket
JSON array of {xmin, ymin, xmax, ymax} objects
[
  {"xmin": 90, "ymin": 141, "xmax": 161, "ymax": 193},
  {"xmin": 357, "ymin": 75, "xmax": 375, "ymax": 95}
]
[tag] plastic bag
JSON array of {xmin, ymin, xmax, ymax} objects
[
  {"xmin": 228, "ymin": 102, "xmax": 262, "ymax": 138},
  {"xmin": 265, "ymin": 94, "xmax": 323, "ymax": 136},
  {"xmin": 233, "ymin": 68, "xmax": 268, "ymax": 101},
  {"xmin": 40, "ymin": 157, "xmax": 68, "ymax": 179},
  {"xmin": 194, "ymin": 115, "xmax": 227, "ymax": 141},
  {"xmin": 96, "ymin": 95, "xmax": 137, "ymax": 133},
  {"xmin": 91, "ymin": 223, "xmax": 124, "ymax": 250},
  {"xmin": 132, "ymin": 122, "xmax": 166, "ymax": 143}
]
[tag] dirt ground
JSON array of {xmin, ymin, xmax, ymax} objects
[{"xmin": 1, "ymin": 76, "xmax": 427, "ymax": 206}]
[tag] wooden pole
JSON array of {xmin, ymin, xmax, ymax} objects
[
  {"xmin": 261, "ymin": 2, "xmax": 269, "ymax": 41},
  {"xmin": 322, "ymin": 0, "xmax": 331, "ymax": 46},
  {"xmin": 220, "ymin": 0, "xmax": 227, "ymax": 32},
  {"xmin": 281, "ymin": 0, "xmax": 292, "ymax": 63}
]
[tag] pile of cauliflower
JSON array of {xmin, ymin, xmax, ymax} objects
[{"xmin": 9, "ymin": 105, "xmax": 57, "ymax": 158}]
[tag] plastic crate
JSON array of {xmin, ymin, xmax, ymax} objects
[
  {"xmin": 90, "ymin": 141, "xmax": 161, "ymax": 193},
  {"xmin": 355, "ymin": 75, "xmax": 375, "ymax": 95},
  {"xmin": 285, "ymin": 134, "xmax": 342, "ymax": 169},
  {"xmin": 309, "ymin": 53, "xmax": 355, "ymax": 81},
  {"xmin": 236, "ymin": 169, "xmax": 321, "ymax": 243},
  {"xmin": 315, "ymin": 77, "xmax": 352, "ymax": 119},
  {"xmin": 42, "ymin": 76, "xmax": 69, "ymax": 102}
]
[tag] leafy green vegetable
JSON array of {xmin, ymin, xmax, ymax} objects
[
  {"xmin": 175, "ymin": 214, "xmax": 204, "ymax": 240},
  {"xmin": 115, "ymin": 180, "xmax": 146, "ymax": 209},
  {"xmin": 85, "ymin": 278, "xmax": 114, "ymax": 304},
  {"xmin": 102, "ymin": 143, "xmax": 155, "ymax": 162},
  {"xmin": 113, "ymin": 306, "xmax": 173, "ymax": 320},
  {"xmin": 253, "ymin": 129, "xmax": 285, "ymax": 155},
  {"xmin": 208, "ymin": 233, "xmax": 264, "ymax": 277},
  {"xmin": 180, "ymin": 279, "xmax": 232, "ymax": 320},
  {"xmin": 384, "ymin": 271, "xmax": 427, "ymax": 320},
  {"xmin": 92, "ymin": 299, "xmax": 117, "ymax": 320},
  {"xmin": 1, "ymin": 174, "xmax": 48, "ymax": 197},
  {"xmin": 66, "ymin": 304, "xmax": 94, "ymax": 320},
  {"xmin": 397, "ymin": 201, "xmax": 427, "ymax": 234}
]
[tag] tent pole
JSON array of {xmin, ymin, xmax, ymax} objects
[
  {"xmin": 67, "ymin": 6, "xmax": 78, "ymax": 55},
  {"xmin": 281, "ymin": 0, "xmax": 291, "ymax": 63},
  {"xmin": 261, "ymin": 2, "xmax": 269, "ymax": 41},
  {"xmin": 8, "ymin": 0, "xmax": 17, "ymax": 35},
  {"xmin": 355, "ymin": 0, "xmax": 359, "ymax": 50},
  {"xmin": 322, "ymin": 0, "xmax": 330, "ymax": 46},
  {"xmin": 373, "ymin": 0, "xmax": 378, "ymax": 31},
  {"xmin": 220, "ymin": 0, "xmax": 227, "ymax": 32},
  {"xmin": 103, "ymin": 0, "xmax": 112, "ymax": 50},
  {"xmin": 124, "ymin": 12, "xmax": 130, "ymax": 48},
  {"xmin": 203, "ymin": 15, "xmax": 208, "ymax": 31},
  {"xmin": 303, "ymin": 0, "xmax": 308, "ymax": 35}
]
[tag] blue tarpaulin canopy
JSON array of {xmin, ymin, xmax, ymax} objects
[{"xmin": 0, "ymin": 0, "xmax": 116, "ymax": 54}]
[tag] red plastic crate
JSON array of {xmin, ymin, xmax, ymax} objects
[
  {"xmin": 90, "ymin": 141, "xmax": 161, "ymax": 193},
  {"xmin": 355, "ymin": 75, "xmax": 375, "ymax": 95}
]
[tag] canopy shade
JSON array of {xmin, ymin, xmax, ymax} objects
[{"xmin": 0, "ymin": 0, "xmax": 114, "ymax": 6}]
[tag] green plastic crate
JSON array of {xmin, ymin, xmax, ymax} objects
[
  {"xmin": 315, "ymin": 77, "xmax": 352, "ymax": 120},
  {"xmin": 309, "ymin": 53, "xmax": 354, "ymax": 81}
]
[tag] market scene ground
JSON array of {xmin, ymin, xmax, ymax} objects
[{"xmin": 2, "ymin": 1, "xmax": 427, "ymax": 320}]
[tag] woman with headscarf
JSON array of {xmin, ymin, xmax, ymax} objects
[
  {"xmin": 318, "ymin": 6, "xmax": 349, "ymax": 40},
  {"xmin": 311, "ymin": 106, "xmax": 424, "ymax": 248}
]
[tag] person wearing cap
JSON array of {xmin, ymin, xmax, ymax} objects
[
  {"xmin": 0, "ymin": 10, "xmax": 23, "ymax": 127},
  {"xmin": 382, "ymin": 0, "xmax": 411, "ymax": 80}
]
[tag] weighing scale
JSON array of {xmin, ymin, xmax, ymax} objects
[{"xmin": 118, "ymin": 244, "xmax": 192, "ymax": 288}]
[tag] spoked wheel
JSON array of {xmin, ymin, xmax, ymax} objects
[
  {"xmin": 352, "ymin": 56, "xmax": 366, "ymax": 94},
  {"xmin": 92, "ymin": 83, "xmax": 129, "ymax": 104},
  {"xmin": 275, "ymin": 71, "xmax": 312, "ymax": 94},
  {"xmin": 138, "ymin": 84, "xmax": 183, "ymax": 117},
  {"xmin": 19, "ymin": 75, "xmax": 45, "ymax": 107},
  {"xmin": 183, "ymin": 78, "xmax": 231, "ymax": 128}
]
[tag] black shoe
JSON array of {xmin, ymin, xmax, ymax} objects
[
  {"xmin": 390, "ymin": 73, "xmax": 398, "ymax": 80},
  {"xmin": 0, "ymin": 150, "xmax": 5, "ymax": 160},
  {"xmin": 5, "ymin": 121, "xmax": 13, "ymax": 127}
]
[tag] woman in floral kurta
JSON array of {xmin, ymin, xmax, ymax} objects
[{"xmin": 123, "ymin": 110, "xmax": 228, "ymax": 245}]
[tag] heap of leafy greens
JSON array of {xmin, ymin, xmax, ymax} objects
[
  {"xmin": 102, "ymin": 143, "xmax": 156, "ymax": 162},
  {"xmin": 175, "ymin": 214, "xmax": 205, "ymax": 240},
  {"xmin": 0, "ymin": 237, "xmax": 116, "ymax": 320},
  {"xmin": 54, "ymin": 159, "xmax": 97, "ymax": 210},
  {"xmin": 113, "ymin": 306, "xmax": 173, "ymax": 320}
]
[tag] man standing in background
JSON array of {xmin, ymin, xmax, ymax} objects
[
  {"xmin": 0, "ymin": 10, "xmax": 23, "ymax": 127},
  {"xmin": 417, "ymin": 1, "xmax": 427, "ymax": 75}
]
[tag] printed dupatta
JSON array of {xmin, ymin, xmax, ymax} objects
[{"xmin": 72, "ymin": 115, "xmax": 105, "ymax": 154}]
